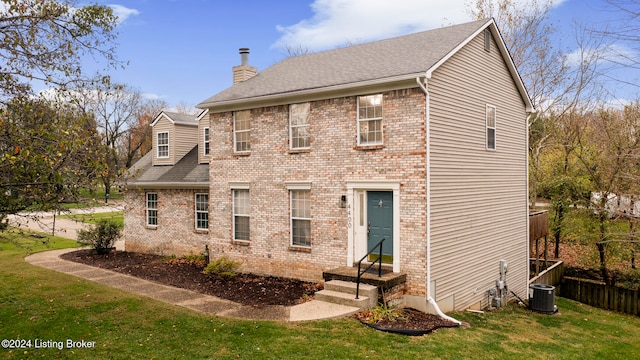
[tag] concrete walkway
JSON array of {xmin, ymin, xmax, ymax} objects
[{"xmin": 17, "ymin": 203, "xmax": 359, "ymax": 322}]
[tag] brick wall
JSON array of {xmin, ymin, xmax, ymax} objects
[
  {"xmin": 124, "ymin": 188, "xmax": 210, "ymax": 256},
  {"xmin": 206, "ymin": 88, "xmax": 430, "ymax": 293}
]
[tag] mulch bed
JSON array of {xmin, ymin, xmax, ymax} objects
[
  {"xmin": 61, "ymin": 249, "xmax": 462, "ymax": 333},
  {"xmin": 353, "ymin": 308, "xmax": 460, "ymax": 335},
  {"xmin": 60, "ymin": 249, "xmax": 322, "ymax": 307}
]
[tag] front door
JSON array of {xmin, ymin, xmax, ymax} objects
[{"xmin": 367, "ymin": 191, "xmax": 393, "ymax": 263}]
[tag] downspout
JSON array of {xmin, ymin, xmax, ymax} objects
[
  {"xmin": 416, "ymin": 76, "xmax": 462, "ymax": 325},
  {"xmin": 525, "ymin": 111, "xmax": 535, "ymax": 289}
]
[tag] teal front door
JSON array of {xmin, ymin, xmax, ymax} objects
[{"xmin": 367, "ymin": 191, "xmax": 393, "ymax": 263}]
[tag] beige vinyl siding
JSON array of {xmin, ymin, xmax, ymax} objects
[
  {"xmin": 198, "ymin": 113, "xmax": 211, "ymax": 164},
  {"xmin": 152, "ymin": 118, "xmax": 174, "ymax": 166},
  {"xmin": 428, "ymin": 31, "xmax": 528, "ymax": 310},
  {"xmin": 174, "ymin": 123, "xmax": 198, "ymax": 161},
  {"xmin": 152, "ymin": 117, "xmax": 198, "ymax": 166}
]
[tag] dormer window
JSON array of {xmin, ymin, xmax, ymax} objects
[{"xmin": 157, "ymin": 132, "xmax": 169, "ymax": 158}]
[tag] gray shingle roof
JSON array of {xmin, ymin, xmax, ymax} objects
[
  {"xmin": 198, "ymin": 19, "xmax": 492, "ymax": 108},
  {"xmin": 124, "ymin": 146, "xmax": 209, "ymax": 188},
  {"xmin": 152, "ymin": 111, "xmax": 199, "ymax": 127}
]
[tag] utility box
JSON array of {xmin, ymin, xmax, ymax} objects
[{"xmin": 529, "ymin": 284, "xmax": 557, "ymax": 314}]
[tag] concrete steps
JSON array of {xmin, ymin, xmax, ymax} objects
[{"xmin": 314, "ymin": 280, "xmax": 378, "ymax": 310}]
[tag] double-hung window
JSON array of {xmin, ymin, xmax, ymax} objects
[
  {"xmin": 234, "ymin": 110, "xmax": 251, "ymax": 152},
  {"xmin": 232, "ymin": 189, "xmax": 250, "ymax": 241},
  {"xmin": 486, "ymin": 105, "xmax": 496, "ymax": 150},
  {"xmin": 146, "ymin": 192, "xmax": 158, "ymax": 226},
  {"xmin": 203, "ymin": 127, "xmax": 210, "ymax": 156},
  {"xmin": 290, "ymin": 103, "xmax": 310, "ymax": 149},
  {"xmin": 195, "ymin": 193, "xmax": 209, "ymax": 230},
  {"xmin": 290, "ymin": 189, "xmax": 311, "ymax": 247},
  {"xmin": 157, "ymin": 132, "xmax": 169, "ymax": 158},
  {"xmin": 357, "ymin": 94, "xmax": 383, "ymax": 146}
]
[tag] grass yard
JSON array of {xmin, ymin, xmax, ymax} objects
[
  {"xmin": 2, "ymin": 231, "xmax": 640, "ymax": 359},
  {"xmin": 58, "ymin": 211, "xmax": 124, "ymax": 228}
]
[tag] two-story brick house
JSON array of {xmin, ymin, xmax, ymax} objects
[{"xmin": 124, "ymin": 18, "xmax": 534, "ymax": 312}]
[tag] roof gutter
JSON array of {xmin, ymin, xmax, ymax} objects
[
  {"xmin": 416, "ymin": 75, "xmax": 462, "ymax": 326},
  {"xmin": 198, "ymin": 74, "xmax": 423, "ymax": 112},
  {"xmin": 124, "ymin": 182, "xmax": 210, "ymax": 190}
]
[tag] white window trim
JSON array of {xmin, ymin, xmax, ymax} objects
[
  {"xmin": 486, "ymin": 104, "xmax": 497, "ymax": 151},
  {"xmin": 203, "ymin": 127, "xmax": 210, "ymax": 156},
  {"xmin": 289, "ymin": 103, "xmax": 311, "ymax": 150},
  {"xmin": 194, "ymin": 193, "xmax": 209, "ymax": 230},
  {"xmin": 357, "ymin": 94, "xmax": 384, "ymax": 146},
  {"xmin": 285, "ymin": 181, "xmax": 312, "ymax": 191},
  {"xmin": 233, "ymin": 111, "xmax": 250, "ymax": 153},
  {"xmin": 146, "ymin": 192, "xmax": 158, "ymax": 227},
  {"xmin": 232, "ymin": 188, "xmax": 250, "ymax": 241},
  {"xmin": 290, "ymin": 189, "xmax": 312, "ymax": 248},
  {"xmin": 157, "ymin": 131, "xmax": 169, "ymax": 159}
]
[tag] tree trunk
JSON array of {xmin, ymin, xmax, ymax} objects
[
  {"xmin": 597, "ymin": 242, "xmax": 611, "ymax": 285},
  {"xmin": 103, "ymin": 177, "xmax": 111, "ymax": 204},
  {"xmin": 553, "ymin": 203, "xmax": 564, "ymax": 258}
]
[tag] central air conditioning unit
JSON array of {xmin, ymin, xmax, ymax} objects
[{"xmin": 529, "ymin": 284, "xmax": 557, "ymax": 314}]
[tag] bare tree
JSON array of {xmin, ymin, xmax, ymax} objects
[
  {"xmin": 123, "ymin": 99, "xmax": 167, "ymax": 167},
  {"xmin": 73, "ymin": 81, "xmax": 166, "ymax": 202}
]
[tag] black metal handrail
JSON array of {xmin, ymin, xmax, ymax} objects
[{"xmin": 355, "ymin": 238, "xmax": 385, "ymax": 299}]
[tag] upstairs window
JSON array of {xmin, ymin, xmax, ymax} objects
[
  {"xmin": 157, "ymin": 132, "xmax": 169, "ymax": 158},
  {"xmin": 290, "ymin": 103, "xmax": 310, "ymax": 149},
  {"xmin": 357, "ymin": 94, "xmax": 383, "ymax": 146},
  {"xmin": 486, "ymin": 105, "xmax": 496, "ymax": 150},
  {"xmin": 195, "ymin": 193, "xmax": 209, "ymax": 230},
  {"xmin": 203, "ymin": 127, "xmax": 210, "ymax": 156},
  {"xmin": 146, "ymin": 192, "xmax": 158, "ymax": 226},
  {"xmin": 234, "ymin": 110, "xmax": 251, "ymax": 152}
]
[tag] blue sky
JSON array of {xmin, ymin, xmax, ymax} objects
[{"xmin": 75, "ymin": 0, "xmax": 637, "ymax": 110}]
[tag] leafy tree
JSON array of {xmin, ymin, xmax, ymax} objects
[
  {"xmin": 575, "ymin": 103, "xmax": 640, "ymax": 284},
  {"xmin": 0, "ymin": 0, "xmax": 119, "ymax": 99},
  {"xmin": 0, "ymin": 96, "xmax": 103, "ymax": 228}
]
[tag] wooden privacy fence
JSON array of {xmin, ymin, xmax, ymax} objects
[{"xmin": 560, "ymin": 277, "xmax": 640, "ymax": 316}]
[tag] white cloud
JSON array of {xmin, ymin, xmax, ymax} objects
[
  {"xmin": 274, "ymin": 0, "xmax": 568, "ymax": 51},
  {"xmin": 142, "ymin": 93, "xmax": 163, "ymax": 101},
  {"xmin": 108, "ymin": 4, "xmax": 140, "ymax": 24},
  {"xmin": 566, "ymin": 43, "xmax": 638, "ymax": 67},
  {"xmin": 273, "ymin": 0, "xmax": 469, "ymax": 51}
]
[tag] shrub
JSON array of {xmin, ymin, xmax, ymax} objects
[
  {"xmin": 77, "ymin": 219, "xmax": 121, "ymax": 255},
  {"xmin": 164, "ymin": 254, "xmax": 207, "ymax": 267},
  {"xmin": 203, "ymin": 256, "xmax": 241, "ymax": 277}
]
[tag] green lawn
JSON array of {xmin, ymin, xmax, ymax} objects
[
  {"xmin": 2, "ymin": 231, "xmax": 640, "ymax": 359},
  {"xmin": 58, "ymin": 211, "xmax": 124, "ymax": 228}
]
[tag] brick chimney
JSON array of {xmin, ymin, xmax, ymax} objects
[{"xmin": 232, "ymin": 48, "xmax": 258, "ymax": 84}]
